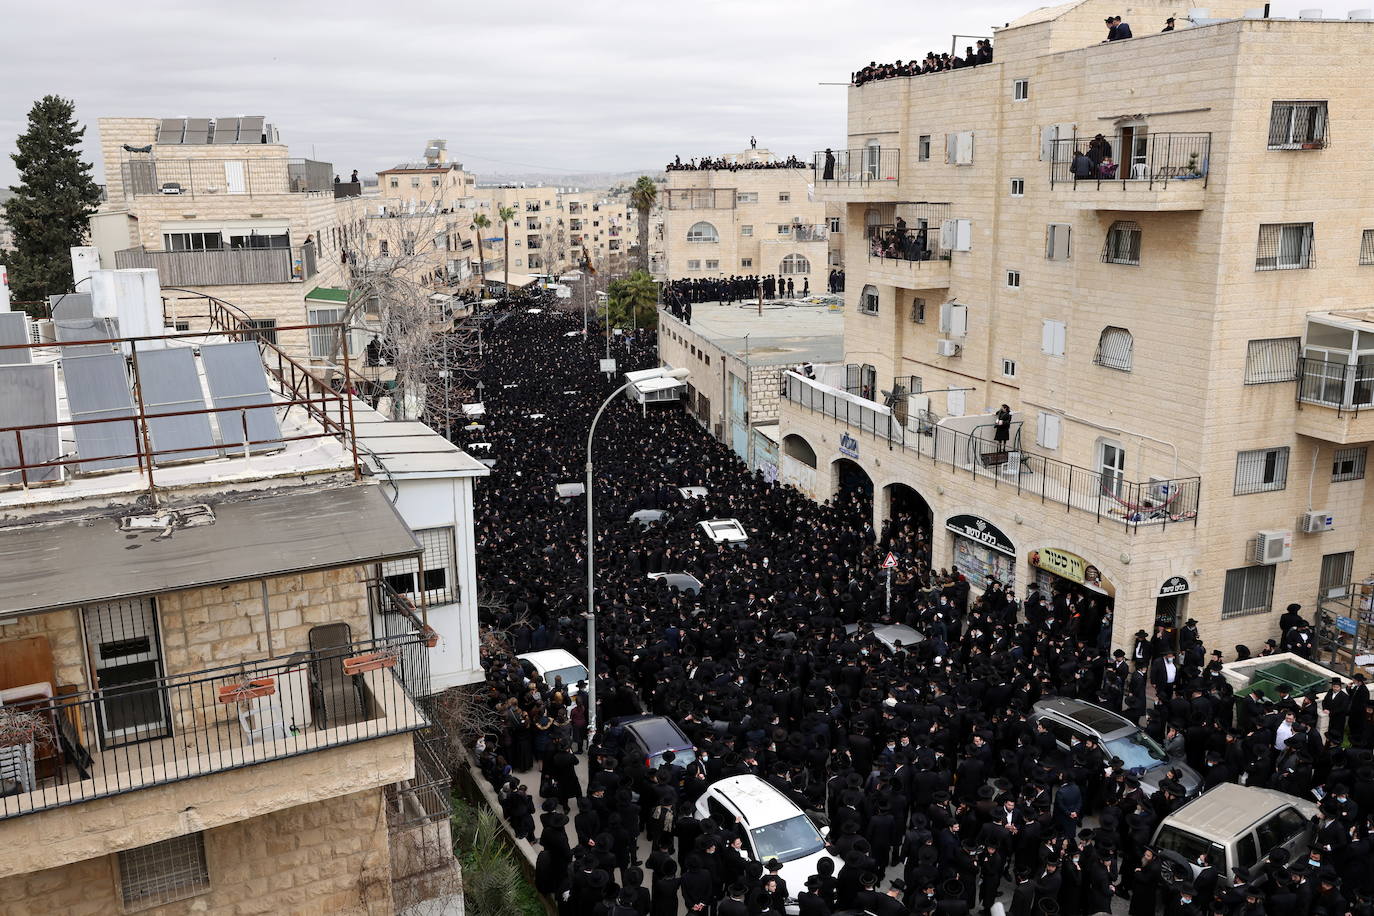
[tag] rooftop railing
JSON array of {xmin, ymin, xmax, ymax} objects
[
  {"xmin": 119, "ymin": 157, "xmax": 335, "ymax": 198},
  {"xmin": 813, "ymin": 148, "xmax": 901, "ymax": 185},
  {"xmin": 114, "ymin": 242, "xmax": 317, "ymax": 286},
  {"xmin": 1048, "ymin": 133, "xmax": 1211, "ymax": 189}
]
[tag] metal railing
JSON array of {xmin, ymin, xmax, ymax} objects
[
  {"xmin": 664, "ymin": 188, "xmax": 737, "ymax": 210},
  {"xmin": 867, "ymin": 223, "xmax": 949, "ymax": 264},
  {"xmin": 813, "ymin": 147, "xmax": 900, "ymax": 184},
  {"xmin": 1048, "ymin": 133, "xmax": 1211, "ymax": 189},
  {"xmin": 387, "ymin": 730, "xmax": 452, "ymax": 830},
  {"xmin": 1297, "ymin": 358, "xmax": 1374, "ymax": 415},
  {"xmin": 0, "ymin": 633, "xmax": 429, "ymax": 820},
  {"xmin": 783, "ymin": 372, "xmax": 1200, "ymax": 528},
  {"xmin": 114, "ymin": 242, "xmax": 317, "ymax": 286},
  {"xmin": 119, "ymin": 157, "xmax": 334, "ymax": 198}
]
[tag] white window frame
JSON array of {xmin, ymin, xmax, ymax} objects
[
  {"xmin": 1268, "ymin": 101, "xmax": 1328, "ymax": 149},
  {"xmin": 686, "ymin": 221, "xmax": 719, "ymax": 243},
  {"xmin": 382, "ymin": 526, "xmax": 459, "ymax": 605},
  {"xmin": 1010, "ymin": 178, "xmax": 1025, "ymax": 197},
  {"xmin": 918, "ymin": 135, "xmax": 932, "ymax": 161},
  {"xmin": 686, "ymin": 259, "xmax": 702, "ymax": 270},
  {"xmin": 1001, "ymin": 358, "xmax": 1018, "ymax": 379},
  {"xmin": 780, "ymin": 254, "xmax": 811, "ymax": 275},
  {"xmin": 776, "ymin": 224, "xmax": 791, "ymax": 235},
  {"xmin": 1013, "ymin": 78, "xmax": 1029, "ymax": 101},
  {"xmin": 1256, "ymin": 222, "xmax": 1314, "ymax": 270},
  {"xmin": 307, "ymin": 306, "xmax": 342, "ymax": 359},
  {"xmin": 1041, "ymin": 319, "xmax": 1067, "ymax": 357},
  {"xmin": 740, "ymin": 225, "xmax": 754, "ymax": 237},
  {"xmin": 778, "ymin": 192, "xmax": 791, "ymax": 203},
  {"xmin": 705, "ymin": 259, "xmax": 720, "ymax": 270},
  {"xmin": 829, "ymin": 217, "xmax": 841, "ymax": 233},
  {"xmin": 736, "ymin": 192, "xmax": 758, "ymax": 204},
  {"xmin": 741, "ymin": 258, "xmax": 753, "ymax": 268},
  {"xmin": 1234, "ymin": 446, "xmax": 1291, "ymax": 495},
  {"xmin": 1006, "ymin": 270, "xmax": 1021, "ymax": 289},
  {"xmin": 859, "ymin": 284, "xmax": 880, "ymax": 316}
]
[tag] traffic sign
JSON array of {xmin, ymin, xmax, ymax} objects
[{"xmin": 881, "ymin": 553, "xmax": 897, "ymax": 569}]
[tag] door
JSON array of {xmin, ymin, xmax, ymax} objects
[
  {"xmin": 1099, "ymin": 441, "xmax": 1126, "ymax": 497},
  {"xmin": 728, "ymin": 373, "xmax": 748, "ymax": 461},
  {"xmin": 1119, "ymin": 125, "xmax": 1148, "ymax": 178},
  {"xmin": 224, "ymin": 160, "xmax": 247, "ymax": 195},
  {"xmin": 863, "ymin": 141, "xmax": 881, "ymax": 179},
  {"xmin": 83, "ymin": 598, "xmax": 170, "ymax": 747},
  {"xmin": 1154, "ymin": 595, "xmax": 1185, "ymax": 648},
  {"xmin": 859, "ymin": 364, "xmax": 877, "ymax": 403}
]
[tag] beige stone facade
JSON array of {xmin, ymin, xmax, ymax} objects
[
  {"xmin": 778, "ymin": 2, "xmax": 1374, "ymax": 652},
  {"xmin": 471, "ymin": 185, "xmax": 636, "ymax": 278}
]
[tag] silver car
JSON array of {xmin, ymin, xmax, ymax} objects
[{"xmin": 1030, "ymin": 697, "xmax": 1202, "ymax": 797}]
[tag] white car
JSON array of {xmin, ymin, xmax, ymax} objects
[
  {"xmin": 695, "ymin": 775, "xmax": 837, "ymax": 905},
  {"xmin": 698, "ymin": 518, "xmax": 748, "ymax": 545},
  {"xmin": 516, "ymin": 649, "xmax": 588, "ymax": 696}
]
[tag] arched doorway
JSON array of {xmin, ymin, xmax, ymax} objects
[
  {"xmin": 885, "ymin": 483, "xmax": 931, "ymax": 535},
  {"xmin": 783, "ymin": 434, "xmax": 817, "ymax": 468},
  {"xmin": 833, "ymin": 457, "xmax": 873, "ymax": 507}
]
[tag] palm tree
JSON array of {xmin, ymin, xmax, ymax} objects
[
  {"xmin": 630, "ymin": 176, "xmax": 657, "ymax": 274},
  {"xmin": 497, "ymin": 205, "xmax": 516, "ymax": 290},
  {"xmin": 470, "ymin": 212, "xmax": 491, "ymax": 292},
  {"xmin": 606, "ymin": 270, "xmax": 659, "ymax": 330}
]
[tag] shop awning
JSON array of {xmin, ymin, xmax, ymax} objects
[{"xmin": 305, "ymin": 286, "xmax": 350, "ymax": 304}]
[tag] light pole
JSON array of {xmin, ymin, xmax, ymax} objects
[{"xmin": 584, "ymin": 365, "xmax": 689, "ymax": 742}]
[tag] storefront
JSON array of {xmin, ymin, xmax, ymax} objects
[
  {"xmin": 1154, "ymin": 576, "xmax": 1191, "ymax": 643},
  {"xmin": 1028, "ymin": 546, "xmax": 1115, "ymax": 609},
  {"xmin": 946, "ymin": 514, "xmax": 1016, "ymax": 591}
]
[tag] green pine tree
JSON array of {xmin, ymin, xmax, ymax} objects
[{"xmin": 2, "ymin": 95, "xmax": 103, "ymax": 301}]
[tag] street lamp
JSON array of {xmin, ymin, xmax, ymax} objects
[{"xmin": 584, "ymin": 365, "xmax": 690, "ymax": 742}]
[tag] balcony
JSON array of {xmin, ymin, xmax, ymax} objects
[
  {"xmin": 118, "ymin": 157, "xmax": 333, "ymax": 198},
  {"xmin": 664, "ymin": 188, "xmax": 736, "ymax": 210},
  {"xmin": 812, "ymin": 147, "xmax": 900, "ymax": 202},
  {"xmin": 866, "ymin": 222, "xmax": 951, "ymax": 289},
  {"xmin": 1048, "ymin": 133, "xmax": 1210, "ymax": 211},
  {"xmin": 1296, "ymin": 357, "xmax": 1374, "ymax": 443},
  {"xmin": 782, "ymin": 371, "xmax": 1199, "ymax": 529},
  {"xmin": 114, "ymin": 242, "xmax": 317, "ymax": 286}
]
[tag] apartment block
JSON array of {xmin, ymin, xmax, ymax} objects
[
  {"xmin": 471, "ymin": 185, "xmax": 636, "ymax": 280},
  {"xmin": 661, "ymin": 148, "xmax": 844, "ymax": 295},
  {"xmin": 777, "ymin": 0, "xmax": 1374, "ymax": 658}
]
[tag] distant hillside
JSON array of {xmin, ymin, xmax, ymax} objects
[{"xmin": 477, "ymin": 169, "xmax": 662, "ymax": 192}]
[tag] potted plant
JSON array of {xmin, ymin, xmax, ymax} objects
[{"xmin": 216, "ymin": 677, "xmax": 277, "ymax": 704}]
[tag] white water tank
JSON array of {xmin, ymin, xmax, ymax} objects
[
  {"xmin": 1350, "ymin": 8, "xmax": 1374, "ymax": 18},
  {"xmin": 1299, "ymin": 8, "xmax": 1325, "ymax": 17}
]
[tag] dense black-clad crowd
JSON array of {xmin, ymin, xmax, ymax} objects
[
  {"xmin": 667, "ymin": 155, "xmax": 809, "ymax": 172},
  {"xmin": 853, "ymin": 41, "xmax": 993, "ymax": 86},
  {"xmin": 459, "ymin": 308, "xmax": 1374, "ymax": 916}
]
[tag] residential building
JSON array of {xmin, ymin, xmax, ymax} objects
[
  {"xmin": 88, "ymin": 115, "xmax": 368, "ymax": 358},
  {"xmin": 471, "ymin": 185, "xmax": 636, "ymax": 280},
  {"xmin": 661, "ymin": 148, "xmax": 843, "ymax": 295},
  {"xmin": 368, "ymin": 140, "xmax": 480, "ymax": 289},
  {"xmin": 0, "ymin": 275, "xmax": 482, "ymax": 912},
  {"xmin": 778, "ymin": 1, "xmax": 1374, "ymax": 651}
]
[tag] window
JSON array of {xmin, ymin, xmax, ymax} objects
[
  {"xmin": 307, "ymin": 307, "xmax": 342, "ymax": 359},
  {"xmin": 860, "ymin": 284, "xmax": 879, "ymax": 316},
  {"xmin": 945, "ymin": 130, "xmax": 975, "ymax": 165},
  {"xmin": 778, "ymin": 192, "xmax": 791, "ymax": 202},
  {"xmin": 1361, "ymin": 229, "xmax": 1374, "ymax": 265},
  {"xmin": 686, "ymin": 221, "xmax": 719, "ymax": 243},
  {"xmin": 1235, "ymin": 446, "xmax": 1291, "ymax": 495},
  {"xmin": 776, "ymin": 224, "xmax": 791, "ymax": 235},
  {"xmin": 1332, "ymin": 446, "xmax": 1367, "ymax": 482},
  {"xmin": 163, "ymin": 231, "xmax": 223, "ymax": 252},
  {"xmin": 1268, "ymin": 101, "xmax": 1328, "ymax": 149},
  {"xmin": 1102, "ymin": 221, "xmax": 1142, "ymax": 265},
  {"xmin": 382, "ymin": 527, "xmax": 458, "ymax": 604},
  {"xmin": 1010, "ymin": 178, "xmax": 1025, "ymax": 197},
  {"xmin": 1256, "ymin": 223, "xmax": 1314, "ymax": 270},
  {"xmin": 705, "ymin": 259, "xmax": 719, "ymax": 270},
  {"xmin": 174, "ymin": 321, "xmax": 190, "ymax": 332},
  {"xmin": 829, "ymin": 217, "xmax": 841, "ymax": 233},
  {"xmin": 911, "ymin": 297, "xmax": 926, "ymax": 323},
  {"xmin": 1244, "ymin": 337, "xmax": 1300, "ymax": 384},
  {"xmin": 740, "ymin": 225, "xmax": 754, "ymax": 237},
  {"xmin": 741, "ymin": 258, "xmax": 753, "ymax": 268},
  {"xmin": 1041, "ymin": 319, "xmax": 1066, "ymax": 357},
  {"xmin": 1006, "ymin": 270, "xmax": 1021, "ymax": 289},
  {"xmin": 1321, "ymin": 551, "xmax": 1355, "ymax": 598},
  {"xmin": 1001, "ymin": 358, "xmax": 1018, "ymax": 379},
  {"xmin": 431, "ymin": 177, "xmax": 441, "ymax": 187},
  {"xmin": 780, "ymin": 254, "xmax": 811, "ymax": 275},
  {"xmin": 687, "ymin": 259, "xmax": 701, "ymax": 270},
  {"xmin": 118, "ymin": 833, "xmax": 210, "ymax": 910},
  {"xmin": 1036, "ymin": 412, "xmax": 1062, "ymax": 449},
  {"xmin": 1013, "ymin": 78, "xmax": 1029, "ymax": 101},
  {"xmin": 918, "ymin": 135, "xmax": 931, "ymax": 161},
  {"xmin": 1094, "ymin": 326, "xmax": 1133, "ymax": 371},
  {"xmin": 1046, "ymin": 223, "xmax": 1072, "ymax": 261},
  {"xmin": 243, "ymin": 318, "xmax": 277, "ymax": 345},
  {"xmin": 411, "ymin": 178, "xmax": 420, "ymax": 188},
  {"xmin": 1222, "ymin": 565, "xmax": 1276, "ymax": 618},
  {"xmin": 737, "ymin": 192, "xmax": 758, "ymax": 203}
]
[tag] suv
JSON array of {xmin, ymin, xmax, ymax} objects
[
  {"xmin": 608, "ymin": 714, "xmax": 697, "ymax": 769},
  {"xmin": 1152, "ymin": 784, "xmax": 1318, "ymax": 888},
  {"xmin": 516, "ymin": 649, "xmax": 587, "ymax": 696},
  {"xmin": 1030, "ymin": 698, "xmax": 1201, "ymax": 797}
]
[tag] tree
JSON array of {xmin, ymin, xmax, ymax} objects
[
  {"xmin": 3, "ymin": 95, "xmax": 102, "ymax": 300},
  {"xmin": 606, "ymin": 270, "xmax": 659, "ymax": 330},
  {"xmin": 630, "ymin": 176, "xmax": 658, "ymax": 274},
  {"xmin": 470, "ymin": 212, "xmax": 491, "ymax": 292},
  {"xmin": 496, "ymin": 205, "xmax": 515, "ymax": 290}
]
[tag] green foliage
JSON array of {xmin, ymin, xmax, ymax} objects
[
  {"xmin": 470, "ymin": 212, "xmax": 492, "ymax": 287},
  {"xmin": 606, "ymin": 270, "xmax": 659, "ymax": 329},
  {"xmin": 630, "ymin": 176, "xmax": 657, "ymax": 272},
  {"xmin": 3, "ymin": 95, "xmax": 102, "ymax": 300},
  {"xmin": 450, "ymin": 796, "xmax": 544, "ymax": 916}
]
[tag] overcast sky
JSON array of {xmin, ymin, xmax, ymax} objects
[{"xmin": 0, "ymin": 0, "xmax": 1323, "ymax": 188}]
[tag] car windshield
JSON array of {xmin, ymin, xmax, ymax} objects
[
  {"xmin": 1105, "ymin": 731, "xmax": 1169, "ymax": 771},
  {"xmin": 750, "ymin": 815, "xmax": 824, "ymax": 862},
  {"xmin": 651, "ymin": 747, "xmax": 697, "ymax": 768},
  {"xmin": 545, "ymin": 665, "xmax": 587, "ymax": 687},
  {"xmin": 1154, "ymin": 825, "xmax": 1226, "ymax": 870}
]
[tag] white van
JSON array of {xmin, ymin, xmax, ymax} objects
[{"xmin": 516, "ymin": 649, "xmax": 588, "ymax": 696}]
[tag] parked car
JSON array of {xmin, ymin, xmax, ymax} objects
[
  {"xmin": 647, "ymin": 572, "xmax": 703, "ymax": 595},
  {"xmin": 630, "ymin": 509, "xmax": 669, "ymax": 527},
  {"xmin": 698, "ymin": 518, "xmax": 748, "ymax": 545},
  {"xmin": 1029, "ymin": 698, "xmax": 1202, "ymax": 797},
  {"xmin": 1152, "ymin": 783, "xmax": 1318, "ymax": 889},
  {"xmin": 843, "ymin": 622, "xmax": 924, "ymax": 653},
  {"xmin": 695, "ymin": 775, "xmax": 837, "ymax": 907},
  {"xmin": 607, "ymin": 714, "xmax": 697, "ymax": 769},
  {"xmin": 516, "ymin": 649, "xmax": 588, "ymax": 696}
]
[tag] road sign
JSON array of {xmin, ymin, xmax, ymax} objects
[{"xmin": 881, "ymin": 553, "xmax": 898, "ymax": 569}]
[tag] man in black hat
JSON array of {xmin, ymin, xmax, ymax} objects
[
  {"xmin": 1162, "ymin": 16, "xmax": 1176, "ymax": 31},
  {"xmin": 1280, "ymin": 602, "xmax": 1306, "ymax": 634},
  {"xmin": 717, "ymin": 882, "xmax": 749, "ymax": 916},
  {"xmin": 797, "ymin": 875, "xmax": 831, "ymax": 916},
  {"xmin": 1322, "ymin": 677, "xmax": 1350, "ymax": 744}
]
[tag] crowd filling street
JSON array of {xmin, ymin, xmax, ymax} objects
[{"xmin": 459, "ymin": 304, "xmax": 1374, "ymax": 916}]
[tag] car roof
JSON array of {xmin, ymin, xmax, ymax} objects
[
  {"xmin": 517, "ymin": 649, "xmax": 585, "ymax": 672},
  {"xmin": 620, "ymin": 715, "xmax": 692, "ymax": 750},
  {"xmin": 1035, "ymin": 698, "xmax": 1134, "ymax": 736},
  {"xmin": 709, "ymin": 775, "xmax": 801, "ymax": 828},
  {"xmin": 1158, "ymin": 784, "xmax": 1314, "ymax": 843},
  {"xmin": 699, "ymin": 519, "xmax": 748, "ymax": 542}
]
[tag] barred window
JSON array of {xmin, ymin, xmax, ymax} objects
[
  {"xmin": 1268, "ymin": 101, "xmax": 1328, "ymax": 149},
  {"xmin": 1321, "ymin": 551, "xmax": 1355, "ymax": 598},
  {"xmin": 860, "ymin": 284, "xmax": 879, "ymax": 316},
  {"xmin": 382, "ymin": 526, "xmax": 458, "ymax": 605},
  {"xmin": 911, "ymin": 296, "xmax": 926, "ymax": 323},
  {"xmin": 1094, "ymin": 326, "xmax": 1133, "ymax": 371},
  {"xmin": 1244, "ymin": 337, "xmax": 1300, "ymax": 384},
  {"xmin": 1332, "ymin": 446, "xmax": 1367, "ymax": 482},
  {"xmin": 1235, "ymin": 446, "xmax": 1290, "ymax": 495},
  {"xmin": 1101, "ymin": 221, "xmax": 1142, "ymax": 266},
  {"xmin": 118, "ymin": 833, "xmax": 210, "ymax": 910},
  {"xmin": 1361, "ymin": 229, "xmax": 1374, "ymax": 266},
  {"xmin": 1222, "ymin": 566, "xmax": 1275, "ymax": 619},
  {"xmin": 244, "ymin": 318, "xmax": 277, "ymax": 345},
  {"xmin": 1256, "ymin": 223, "xmax": 1313, "ymax": 270}
]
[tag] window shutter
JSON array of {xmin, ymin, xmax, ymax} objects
[
  {"xmin": 1037, "ymin": 412, "xmax": 1061, "ymax": 449},
  {"xmin": 946, "ymin": 133, "xmax": 958, "ymax": 164},
  {"xmin": 1040, "ymin": 125, "xmax": 1057, "ymax": 161},
  {"xmin": 1042, "ymin": 319, "xmax": 1056, "ymax": 354},
  {"xmin": 1052, "ymin": 225, "xmax": 1072, "ymax": 261},
  {"xmin": 939, "ymin": 302, "xmax": 953, "ymax": 334},
  {"xmin": 955, "ymin": 219, "xmax": 972, "ymax": 252},
  {"xmin": 941, "ymin": 219, "xmax": 958, "ymax": 250},
  {"xmin": 956, "ymin": 131, "xmax": 975, "ymax": 165},
  {"xmin": 947, "ymin": 389, "xmax": 966, "ymax": 417}
]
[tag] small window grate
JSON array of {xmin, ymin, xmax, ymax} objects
[
  {"xmin": 1244, "ymin": 337, "xmax": 1300, "ymax": 384},
  {"xmin": 1256, "ymin": 223, "xmax": 1314, "ymax": 270},
  {"xmin": 1093, "ymin": 326, "xmax": 1133, "ymax": 371},
  {"xmin": 1234, "ymin": 446, "xmax": 1290, "ymax": 495},
  {"xmin": 1222, "ymin": 565, "xmax": 1275, "ymax": 618},
  {"xmin": 1361, "ymin": 229, "xmax": 1374, "ymax": 266},
  {"xmin": 1268, "ymin": 101, "xmax": 1328, "ymax": 149},
  {"xmin": 1332, "ymin": 446, "xmax": 1367, "ymax": 482},
  {"xmin": 1101, "ymin": 221, "xmax": 1142, "ymax": 265},
  {"xmin": 118, "ymin": 833, "xmax": 210, "ymax": 910}
]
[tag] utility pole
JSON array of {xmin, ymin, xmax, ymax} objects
[{"xmin": 744, "ymin": 333, "xmax": 753, "ymax": 470}]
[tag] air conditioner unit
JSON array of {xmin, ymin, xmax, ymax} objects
[
  {"xmin": 1253, "ymin": 529, "xmax": 1293, "ymax": 564},
  {"xmin": 1300, "ymin": 510, "xmax": 1334, "ymax": 533},
  {"xmin": 936, "ymin": 339, "xmax": 962, "ymax": 357}
]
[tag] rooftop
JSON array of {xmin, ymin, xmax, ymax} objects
[
  {"xmin": 661, "ymin": 299, "xmax": 844, "ymax": 365},
  {"xmin": 351, "ymin": 405, "xmax": 490, "ymax": 479}
]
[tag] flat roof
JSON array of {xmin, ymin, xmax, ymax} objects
[
  {"xmin": 0, "ymin": 484, "xmax": 420, "ymax": 617},
  {"xmin": 352, "ymin": 404, "xmax": 489, "ymax": 479},
  {"xmin": 661, "ymin": 300, "xmax": 844, "ymax": 365}
]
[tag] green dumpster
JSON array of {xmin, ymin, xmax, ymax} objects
[{"xmin": 1245, "ymin": 660, "xmax": 1330, "ymax": 702}]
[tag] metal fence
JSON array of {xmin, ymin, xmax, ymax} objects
[
  {"xmin": 387, "ymin": 729, "xmax": 453, "ymax": 830},
  {"xmin": 867, "ymin": 222, "xmax": 949, "ymax": 263},
  {"xmin": 1048, "ymin": 133, "xmax": 1211, "ymax": 189},
  {"xmin": 119, "ymin": 157, "xmax": 334, "ymax": 198},
  {"xmin": 0, "ymin": 633, "xmax": 429, "ymax": 820},
  {"xmin": 813, "ymin": 147, "xmax": 900, "ymax": 184},
  {"xmin": 664, "ymin": 188, "xmax": 737, "ymax": 210},
  {"xmin": 114, "ymin": 242, "xmax": 317, "ymax": 286},
  {"xmin": 1297, "ymin": 358, "xmax": 1374, "ymax": 414},
  {"xmin": 783, "ymin": 371, "xmax": 1200, "ymax": 528}
]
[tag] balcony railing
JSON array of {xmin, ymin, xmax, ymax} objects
[
  {"xmin": 813, "ymin": 148, "xmax": 900, "ymax": 184},
  {"xmin": 868, "ymin": 222, "xmax": 949, "ymax": 263},
  {"xmin": 1049, "ymin": 133, "xmax": 1211, "ymax": 189},
  {"xmin": 114, "ymin": 242, "xmax": 317, "ymax": 286},
  {"xmin": 783, "ymin": 372, "xmax": 1199, "ymax": 528},
  {"xmin": 0, "ymin": 633, "xmax": 428, "ymax": 820},
  {"xmin": 1297, "ymin": 358, "xmax": 1374, "ymax": 415},
  {"xmin": 776, "ymin": 224, "xmax": 829, "ymax": 242},
  {"xmin": 119, "ymin": 157, "xmax": 334, "ymax": 198},
  {"xmin": 664, "ymin": 189, "xmax": 736, "ymax": 210}
]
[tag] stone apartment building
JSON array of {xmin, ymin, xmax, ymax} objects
[
  {"xmin": 370, "ymin": 140, "xmax": 481, "ymax": 288},
  {"xmin": 777, "ymin": 0, "xmax": 1374, "ymax": 655},
  {"xmin": 471, "ymin": 184, "xmax": 636, "ymax": 279},
  {"xmin": 661, "ymin": 148, "xmax": 844, "ymax": 296},
  {"xmin": 88, "ymin": 115, "xmax": 367, "ymax": 360},
  {"xmin": 0, "ymin": 283, "xmax": 477, "ymax": 912}
]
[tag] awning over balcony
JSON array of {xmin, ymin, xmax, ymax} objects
[
  {"xmin": 0, "ymin": 484, "xmax": 421, "ymax": 616},
  {"xmin": 305, "ymin": 286, "xmax": 350, "ymax": 303}
]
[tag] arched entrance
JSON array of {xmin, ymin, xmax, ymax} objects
[
  {"xmin": 885, "ymin": 482, "xmax": 931, "ymax": 535},
  {"xmin": 782, "ymin": 434, "xmax": 817, "ymax": 468},
  {"xmin": 833, "ymin": 457, "xmax": 873, "ymax": 507}
]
